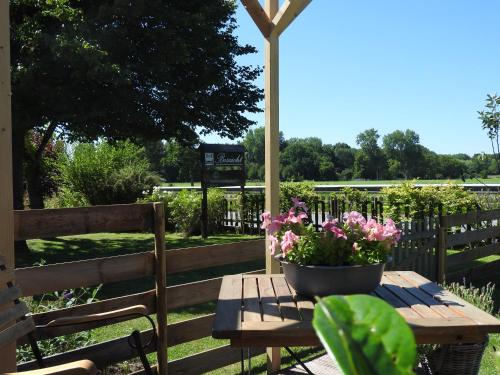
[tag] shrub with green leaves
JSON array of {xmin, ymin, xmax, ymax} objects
[
  {"xmin": 382, "ymin": 181, "xmax": 478, "ymax": 221},
  {"xmin": 280, "ymin": 182, "xmax": 318, "ymax": 212},
  {"xmin": 17, "ymin": 285, "xmax": 101, "ymax": 363},
  {"xmin": 332, "ymin": 186, "xmax": 371, "ymax": 212},
  {"xmin": 57, "ymin": 141, "xmax": 160, "ymax": 206}
]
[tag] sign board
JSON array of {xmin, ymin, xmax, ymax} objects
[{"xmin": 200, "ymin": 144, "xmax": 246, "ymax": 187}]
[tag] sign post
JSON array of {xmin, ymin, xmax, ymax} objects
[{"xmin": 200, "ymin": 144, "xmax": 246, "ymax": 239}]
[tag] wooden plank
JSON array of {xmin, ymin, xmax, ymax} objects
[
  {"xmin": 384, "ymin": 273, "xmax": 460, "ymax": 319},
  {"xmin": 168, "ymin": 345, "xmax": 265, "ymax": 375},
  {"xmin": 0, "ymin": 269, "xmax": 14, "ymax": 287},
  {"xmin": 272, "ymin": 276, "xmax": 301, "ymax": 321},
  {"xmin": 447, "ymin": 243, "xmax": 500, "ymax": 267},
  {"xmin": 272, "ymin": 0, "xmax": 312, "ymax": 36},
  {"xmin": 0, "ymin": 318, "xmax": 35, "ymax": 347},
  {"xmin": 436, "ymin": 215, "xmax": 447, "ymax": 284},
  {"xmin": 243, "ymin": 277, "xmax": 262, "ymax": 322},
  {"xmin": 447, "ymin": 258, "xmax": 500, "ymax": 283},
  {"xmin": 400, "ymin": 230, "xmax": 437, "ymax": 242},
  {"xmin": 0, "ymin": 303, "xmax": 29, "ymax": 331},
  {"xmin": 212, "ymin": 275, "xmax": 243, "ymax": 339},
  {"xmin": 380, "ymin": 275, "xmax": 440, "ymax": 319},
  {"xmin": 447, "ymin": 226, "xmax": 500, "ymax": 247},
  {"xmin": 407, "ymin": 317, "xmax": 490, "ymax": 344},
  {"xmin": 289, "ymin": 286, "xmax": 314, "ymax": 321},
  {"xmin": 258, "ymin": 276, "xmax": 282, "ymax": 321},
  {"xmin": 165, "ymin": 239, "xmax": 264, "ymax": 274},
  {"xmin": 445, "ymin": 209, "xmax": 500, "ymax": 227},
  {"xmin": 153, "ymin": 203, "xmax": 167, "ymax": 375},
  {"xmin": 373, "ymin": 286, "xmax": 421, "ymax": 320},
  {"xmin": 14, "ymin": 203, "xmax": 154, "ymax": 240},
  {"xmin": 0, "ymin": 2, "xmax": 14, "ymax": 369},
  {"xmin": 18, "ymin": 329, "xmax": 156, "ymax": 371},
  {"xmin": 0, "ymin": 286, "xmax": 21, "ymax": 306},
  {"xmin": 241, "ymin": 0, "xmax": 273, "ymax": 37},
  {"xmin": 235, "ymin": 321, "xmax": 319, "ymax": 348},
  {"xmin": 398, "ymin": 271, "xmax": 500, "ymax": 327},
  {"xmin": 15, "ymin": 252, "xmax": 155, "ymax": 297},
  {"xmin": 167, "ymin": 314, "xmax": 214, "ymax": 347}
]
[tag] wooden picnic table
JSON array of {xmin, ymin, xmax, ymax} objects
[{"xmin": 212, "ymin": 271, "xmax": 500, "ymax": 348}]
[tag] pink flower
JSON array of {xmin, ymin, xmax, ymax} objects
[
  {"xmin": 383, "ymin": 219, "xmax": 401, "ymax": 244},
  {"xmin": 267, "ymin": 220, "xmax": 283, "ymax": 235},
  {"xmin": 280, "ymin": 230, "xmax": 300, "ymax": 255},
  {"xmin": 343, "ymin": 211, "xmax": 367, "ymax": 228},
  {"xmin": 322, "ymin": 216, "xmax": 338, "ymax": 232},
  {"xmin": 363, "ymin": 219, "xmax": 386, "ymax": 241},
  {"xmin": 260, "ymin": 211, "xmax": 272, "ymax": 229},
  {"xmin": 330, "ymin": 226, "xmax": 347, "ymax": 240},
  {"xmin": 285, "ymin": 208, "xmax": 308, "ymax": 224},
  {"xmin": 291, "ymin": 197, "xmax": 309, "ymax": 212},
  {"xmin": 269, "ymin": 234, "xmax": 278, "ymax": 255}
]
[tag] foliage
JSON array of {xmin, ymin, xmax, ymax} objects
[
  {"xmin": 262, "ymin": 200, "xmax": 400, "ymax": 266},
  {"xmin": 478, "ymin": 94, "xmax": 500, "ymax": 158},
  {"xmin": 17, "ymin": 284, "xmax": 102, "ymax": 363},
  {"xmin": 280, "ymin": 182, "xmax": 318, "ymax": 212},
  {"xmin": 313, "ymin": 295, "xmax": 416, "ymax": 375},
  {"xmin": 58, "ymin": 141, "xmax": 160, "ymax": 206},
  {"xmin": 161, "ymin": 141, "xmax": 200, "ymax": 183},
  {"xmin": 354, "ymin": 128, "xmax": 387, "ymax": 180},
  {"xmin": 332, "ymin": 187, "xmax": 371, "ymax": 212},
  {"xmin": 382, "ymin": 130, "xmax": 423, "ymax": 179},
  {"xmin": 144, "ymin": 188, "xmax": 226, "ymax": 237},
  {"xmin": 10, "ymin": 0, "xmax": 263, "ymax": 209},
  {"xmin": 443, "ymin": 281, "xmax": 496, "ymax": 315},
  {"xmin": 381, "ymin": 182, "xmax": 479, "ymax": 221}
]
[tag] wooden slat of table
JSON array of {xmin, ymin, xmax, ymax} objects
[
  {"xmin": 381, "ymin": 274, "xmax": 441, "ymax": 319},
  {"xmin": 373, "ymin": 286, "xmax": 420, "ymax": 320},
  {"xmin": 272, "ymin": 276, "xmax": 301, "ymax": 321},
  {"xmin": 384, "ymin": 272, "xmax": 461, "ymax": 319},
  {"xmin": 289, "ymin": 286, "xmax": 315, "ymax": 321},
  {"xmin": 258, "ymin": 276, "xmax": 282, "ymax": 322},
  {"xmin": 398, "ymin": 271, "xmax": 500, "ymax": 327},
  {"xmin": 212, "ymin": 275, "xmax": 242, "ymax": 339},
  {"xmin": 243, "ymin": 277, "xmax": 261, "ymax": 322}
]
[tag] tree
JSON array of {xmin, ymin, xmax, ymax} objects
[
  {"xmin": 382, "ymin": 129, "xmax": 422, "ymax": 179},
  {"xmin": 478, "ymin": 94, "xmax": 500, "ymax": 159},
  {"xmin": 161, "ymin": 141, "xmax": 200, "ymax": 184},
  {"xmin": 11, "ymin": 0, "xmax": 263, "ymax": 209},
  {"xmin": 354, "ymin": 129, "xmax": 386, "ymax": 179},
  {"xmin": 241, "ymin": 126, "xmax": 285, "ymax": 180},
  {"xmin": 280, "ymin": 138, "xmax": 325, "ymax": 181}
]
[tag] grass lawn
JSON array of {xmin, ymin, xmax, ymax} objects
[
  {"xmin": 19, "ymin": 233, "xmax": 500, "ymax": 374},
  {"xmin": 161, "ymin": 177, "xmax": 500, "ymax": 187}
]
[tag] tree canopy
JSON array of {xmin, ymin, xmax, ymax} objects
[{"xmin": 11, "ymin": 0, "xmax": 263, "ymax": 208}]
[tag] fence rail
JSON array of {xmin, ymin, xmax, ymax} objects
[{"xmin": 11, "ymin": 204, "xmax": 500, "ymax": 373}]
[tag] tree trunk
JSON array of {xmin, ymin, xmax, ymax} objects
[
  {"xmin": 12, "ymin": 127, "xmax": 31, "ymax": 260},
  {"xmin": 26, "ymin": 157, "xmax": 45, "ymax": 209},
  {"xmin": 12, "ymin": 128, "xmax": 26, "ymax": 210}
]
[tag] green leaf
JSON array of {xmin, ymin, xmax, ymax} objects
[{"xmin": 312, "ymin": 295, "xmax": 416, "ymax": 375}]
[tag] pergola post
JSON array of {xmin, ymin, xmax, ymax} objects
[
  {"xmin": 241, "ymin": 1, "xmax": 312, "ymax": 372},
  {"xmin": 0, "ymin": 1, "xmax": 16, "ymax": 372}
]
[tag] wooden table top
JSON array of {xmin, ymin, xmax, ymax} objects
[{"xmin": 212, "ymin": 271, "xmax": 500, "ymax": 348}]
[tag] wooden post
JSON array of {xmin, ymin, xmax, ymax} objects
[
  {"xmin": 436, "ymin": 215, "xmax": 448, "ymax": 284},
  {"xmin": 154, "ymin": 203, "xmax": 168, "ymax": 375},
  {"xmin": 0, "ymin": 1, "xmax": 16, "ymax": 372}
]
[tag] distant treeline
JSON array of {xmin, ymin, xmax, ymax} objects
[{"xmin": 159, "ymin": 127, "xmax": 498, "ymax": 182}]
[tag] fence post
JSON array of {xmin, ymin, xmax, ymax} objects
[{"xmin": 436, "ymin": 214, "xmax": 448, "ymax": 284}]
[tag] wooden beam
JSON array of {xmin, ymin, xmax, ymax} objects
[
  {"xmin": 154, "ymin": 203, "xmax": 168, "ymax": 375},
  {"xmin": 264, "ymin": 1, "xmax": 281, "ymax": 372},
  {"xmin": 0, "ymin": 1, "xmax": 16, "ymax": 372},
  {"xmin": 241, "ymin": 0, "xmax": 273, "ymax": 38},
  {"xmin": 272, "ymin": 0, "xmax": 312, "ymax": 36}
]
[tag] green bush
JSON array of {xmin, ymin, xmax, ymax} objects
[
  {"xmin": 280, "ymin": 182, "xmax": 318, "ymax": 211},
  {"xmin": 207, "ymin": 188, "xmax": 226, "ymax": 233},
  {"xmin": 17, "ymin": 284, "xmax": 101, "ymax": 363},
  {"xmin": 332, "ymin": 187, "xmax": 371, "ymax": 212},
  {"xmin": 58, "ymin": 141, "xmax": 160, "ymax": 206},
  {"xmin": 381, "ymin": 182, "xmax": 478, "ymax": 221}
]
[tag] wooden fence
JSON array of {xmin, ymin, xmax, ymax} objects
[
  {"xmin": 13, "ymin": 203, "xmax": 266, "ymax": 374},
  {"xmin": 10, "ymin": 204, "xmax": 500, "ymax": 373}
]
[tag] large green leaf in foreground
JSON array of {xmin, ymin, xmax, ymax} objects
[{"xmin": 312, "ymin": 295, "xmax": 416, "ymax": 375}]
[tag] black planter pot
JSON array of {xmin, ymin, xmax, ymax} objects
[{"xmin": 279, "ymin": 257, "xmax": 386, "ymax": 297}]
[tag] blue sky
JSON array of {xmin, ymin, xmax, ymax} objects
[{"xmin": 201, "ymin": 0, "xmax": 500, "ymax": 156}]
